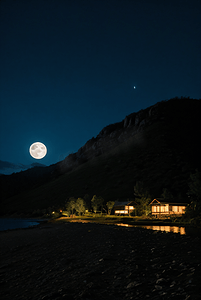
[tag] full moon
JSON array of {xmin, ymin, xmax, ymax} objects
[{"xmin": 29, "ymin": 142, "xmax": 47, "ymax": 159}]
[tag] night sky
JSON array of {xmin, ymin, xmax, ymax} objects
[{"xmin": 0, "ymin": 0, "xmax": 200, "ymax": 167}]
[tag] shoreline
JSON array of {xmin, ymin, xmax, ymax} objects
[
  {"xmin": 1, "ymin": 213, "xmax": 200, "ymax": 228},
  {"xmin": 1, "ymin": 215, "xmax": 200, "ymax": 237},
  {"xmin": 50, "ymin": 216, "xmax": 201, "ymax": 235}
]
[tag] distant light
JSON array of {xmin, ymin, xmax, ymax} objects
[{"xmin": 134, "ymin": 86, "xmax": 136, "ymax": 89}]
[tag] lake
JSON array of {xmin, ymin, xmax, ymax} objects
[
  {"xmin": 0, "ymin": 218, "xmax": 40, "ymax": 231},
  {"xmin": 1, "ymin": 218, "xmax": 199, "ymax": 237}
]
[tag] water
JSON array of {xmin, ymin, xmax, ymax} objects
[
  {"xmin": 0, "ymin": 218, "xmax": 40, "ymax": 231},
  {"xmin": 67, "ymin": 219, "xmax": 188, "ymax": 235},
  {"xmin": 116, "ymin": 223, "xmax": 186, "ymax": 235}
]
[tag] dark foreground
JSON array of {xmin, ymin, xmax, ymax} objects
[{"xmin": 0, "ymin": 223, "xmax": 200, "ymax": 300}]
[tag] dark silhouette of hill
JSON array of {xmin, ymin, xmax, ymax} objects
[
  {"xmin": 0, "ymin": 97, "xmax": 200, "ymax": 215},
  {"xmin": 0, "ymin": 160, "xmax": 46, "ymax": 175}
]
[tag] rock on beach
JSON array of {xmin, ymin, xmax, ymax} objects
[{"xmin": 0, "ymin": 222, "xmax": 201, "ymax": 300}]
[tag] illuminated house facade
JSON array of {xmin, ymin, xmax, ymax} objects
[
  {"xmin": 114, "ymin": 201, "xmax": 136, "ymax": 215},
  {"xmin": 150, "ymin": 199, "xmax": 187, "ymax": 216}
]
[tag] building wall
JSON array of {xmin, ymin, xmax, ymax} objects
[
  {"xmin": 114, "ymin": 206, "xmax": 134, "ymax": 215},
  {"xmin": 151, "ymin": 205, "xmax": 186, "ymax": 215},
  {"xmin": 170, "ymin": 206, "xmax": 186, "ymax": 214},
  {"xmin": 115, "ymin": 210, "xmax": 128, "ymax": 214}
]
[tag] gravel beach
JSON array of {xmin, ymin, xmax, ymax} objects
[{"xmin": 0, "ymin": 222, "xmax": 201, "ymax": 300}]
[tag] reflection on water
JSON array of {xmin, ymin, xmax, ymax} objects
[
  {"xmin": 61, "ymin": 218, "xmax": 187, "ymax": 235},
  {"xmin": 144, "ymin": 225, "xmax": 186, "ymax": 235},
  {"xmin": 116, "ymin": 223, "xmax": 186, "ymax": 235}
]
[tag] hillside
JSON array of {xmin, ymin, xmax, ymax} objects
[
  {"xmin": 0, "ymin": 97, "xmax": 200, "ymax": 215},
  {"xmin": 0, "ymin": 160, "xmax": 46, "ymax": 175}
]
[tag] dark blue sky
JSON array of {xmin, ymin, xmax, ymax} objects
[{"xmin": 0, "ymin": 0, "xmax": 200, "ymax": 166}]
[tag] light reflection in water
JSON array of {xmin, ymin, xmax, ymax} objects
[
  {"xmin": 61, "ymin": 218, "xmax": 186, "ymax": 235},
  {"xmin": 116, "ymin": 223, "xmax": 186, "ymax": 235},
  {"xmin": 143, "ymin": 225, "xmax": 186, "ymax": 235}
]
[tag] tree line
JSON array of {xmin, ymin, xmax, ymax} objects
[
  {"xmin": 55, "ymin": 170, "xmax": 201, "ymax": 222},
  {"xmin": 62, "ymin": 195, "xmax": 115, "ymax": 216}
]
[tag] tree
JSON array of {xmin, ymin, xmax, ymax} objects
[
  {"xmin": 134, "ymin": 181, "xmax": 151, "ymax": 216},
  {"xmin": 83, "ymin": 194, "xmax": 90, "ymax": 211},
  {"xmin": 188, "ymin": 170, "xmax": 201, "ymax": 200},
  {"xmin": 97, "ymin": 196, "xmax": 104, "ymax": 213},
  {"xmin": 91, "ymin": 195, "xmax": 104, "ymax": 213},
  {"xmin": 161, "ymin": 188, "xmax": 173, "ymax": 200},
  {"xmin": 91, "ymin": 195, "xmax": 99, "ymax": 213},
  {"xmin": 186, "ymin": 170, "xmax": 201, "ymax": 216},
  {"xmin": 66, "ymin": 197, "xmax": 76, "ymax": 215},
  {"xmin": 75, "ymin": 198, "xmax": 86, "ymax": 216},
  {"xmin": 106, "ymin": 201, "xmax": 115, "ymax": 215},
  {"xmin": 134, "ymin": 181, "xmax": 150, "ymax": 198}
]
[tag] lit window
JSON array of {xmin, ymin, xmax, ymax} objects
[
  {"xmin": 115, "ymin": 210, "xmax": 128, "ymax": 214},
  {"xmin": 172, "ymin": 206, "xmax": 178, "ymax": 212},
  {"xmin": 160, "ymin": 205, "xmax": 169, "ymax": 213},
  {"xmin": 180, "ymin": 227, "xmax": 186, "ymax": 235},
  {"xmin": 152, "ymin": 206, "xmax": 156, "ymax": 212},
  {"xmin": 178, "ymin": 206, "xmax": 186, "ymax": 213},
  {"xmin": 161, "ymin": 206, "xmax": 165, "ymax": 212},
  {"xmin": 172, "ymin": 227, "xmax": 179, "ymax": 233}
]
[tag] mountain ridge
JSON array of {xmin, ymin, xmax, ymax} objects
[
  {"xmin": 57, "ymin": 100, "xmax": 163, "ymax": 173},
  {"xmin": 0, "ymin": 97, "xmax": 200, "ymax": 215}
]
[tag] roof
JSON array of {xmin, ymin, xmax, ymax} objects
[
  {"xmin": 150, "ymin": 199, "xmax": 188, "ymax": 205},
  {"xmin": 114, "ymin": 201, "xmax": 129, "ymax": 206},
  {"xmin": 114, "ymin": 200, "xmax": 136, "ymax": 207}
]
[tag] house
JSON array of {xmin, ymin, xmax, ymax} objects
[
  {"xmin": 150, "ymin": 198, "xmax": 187, "ymax": 217},
  {"xmin": 114, "ymin": 200, "xmax": 136, "ymax": 215}
]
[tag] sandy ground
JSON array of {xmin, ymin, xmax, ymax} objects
[{"xmin": 0, "ymin": 222, "xmax": 201, "ymax": 300}]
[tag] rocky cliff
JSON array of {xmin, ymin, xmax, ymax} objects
[{"xmin": 57, "ymin": 101, "xmax": 164, "ymax": 173}]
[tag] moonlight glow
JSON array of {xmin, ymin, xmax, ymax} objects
[{"xmin": 29, "ymin": 142, "xmax": 47, "ymax": 159}]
